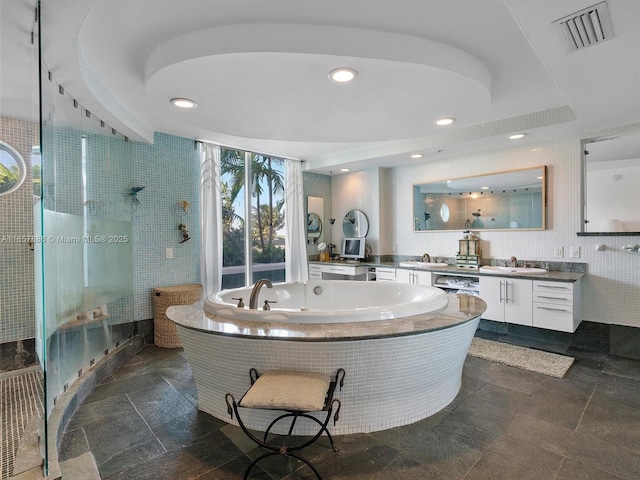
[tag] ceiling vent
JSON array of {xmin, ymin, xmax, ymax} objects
[{"xmin": 553, "ymin": 1, "xmax": 614, "ymax": 52}]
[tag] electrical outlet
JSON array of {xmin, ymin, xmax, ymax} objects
[
  {"xmin": 165, "ymin": 247, "xmax": 173, "ymax": 259},
  {"xmin": 554, "ymin": 246, "xmax": 564, "ymax": 258},
  {"xmin": 570, "ymin": 246, "xmax": 581, "ymax": 258}
]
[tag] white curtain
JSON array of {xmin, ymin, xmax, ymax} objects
[
  {"xmin": 285, "ymin": 159, "xmax": 309, "ymax": 282},
  {"xmin": 200, "ymin": 143, "xmax": 223, "ymax": 297}
]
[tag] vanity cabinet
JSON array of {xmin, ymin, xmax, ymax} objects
[
  {"xmin": 396, "ymin": 269, "xmax": 432, "ymax": 285},
  {"xmin": 479, "ymin": 276, "xmax": 533, "ymax": 325},
  {"xmin": 532, "ymin": 279, "xmax": 582, "ymax": 332},
  {"xmin": 375, "ymin": 267, "xmax": 396, "ymax": 283},
  {"xmin": 308, "ymin": 263, "xmax": 373, "ymax": 281}
]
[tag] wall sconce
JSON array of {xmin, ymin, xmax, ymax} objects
[
  {"xmin": 175, "ymin": 200, "xmax": 191, "ymax": 243},
  {"xmin": 129, "ymin": 186, "xmax": 145, "ymax": 204},
  {"xmin": 178, "ymin": 223, "xmax": 190, "ymax": 243}
]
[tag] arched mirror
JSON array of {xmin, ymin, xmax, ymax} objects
[
  {"xmin": 0, "ymin": 141, "xmax": 27, "ymax": 196},
  {"xmin": 343, "ymin": 209, "xmax": 369, "ymax": 237},
  {"xmin": 307, "ymin": 213, "xmax": 322, "ymax": 243}
]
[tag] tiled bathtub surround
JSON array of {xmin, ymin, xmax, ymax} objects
[{"xmin": 169, "ymin": 294, "xmax": 484, "ymax": 435}]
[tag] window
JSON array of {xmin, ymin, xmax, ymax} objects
[{"xmin": 220, "ymin": 148, "xmax": 286, "ymax": 288}]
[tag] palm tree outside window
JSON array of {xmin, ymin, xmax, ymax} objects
[{"xmin": 220, "ymin": 148, "xmax": 286, "ymax": 289}]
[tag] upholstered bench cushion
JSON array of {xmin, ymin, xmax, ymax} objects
[{"xmin": 240, "ymin": 370, "xmax": 331, "ymax": 411}]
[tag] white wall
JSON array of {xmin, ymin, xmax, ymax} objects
[
  {"xmin": 331, "ymin": 136, "xmax": 640, "ymax": 327},
  {"xmin": 331, "ymin": 168, "xmax": 381, "ymax": 254}
]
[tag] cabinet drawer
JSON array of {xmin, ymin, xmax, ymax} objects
[
  {"xmin": 322, "ymin": 265, "xmax": 366, "ymax": 276},
  {"xmin": 533, "ymin": 280, "xmax": 574, "ymax": 294},
  {"xmin": 533, "ymin": 292, "xmax": 573, "ymax": 306},
  {"xmin": 533, "ymin": 302, "xmax": 578, "ymax": 332},
  {"xmin": 375, "ymin": 267, "xmax": 396, "ymax": 281}
]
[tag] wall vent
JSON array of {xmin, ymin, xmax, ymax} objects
[{"xmin": 553, "ymin": 1, "xmax": 613, "ymax": 52}]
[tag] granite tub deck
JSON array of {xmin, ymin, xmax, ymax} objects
[{"xmin": 167, "ymin": 293, "xmax": 486, "ymax": 435}]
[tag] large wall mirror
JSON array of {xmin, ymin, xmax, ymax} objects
[
  {"xmin": 307, "ymin": 196, "xmax": 324, "ymax": 243},
  {"xmin": 581, "ymin": 132, "xmax": 640, "ymax": 235},
  {"xmin": 413, "ymin": 166, "xmax": 546, "ymax": 231}
]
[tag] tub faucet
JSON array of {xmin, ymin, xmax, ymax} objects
[
  {"xmin": 249, "ymin": 279, "xmax": 273, "ymax": 309},
  {"xmin": 510, "ymin": 256, "xmax": 518, "ymax": 267},
  {"xmin": 422, "ymin": 253, "xmax": 431, "ymax": 263}
]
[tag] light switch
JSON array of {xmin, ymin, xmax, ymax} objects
[
  {"xmin": 570, "ymin": 246, "xmax": 581, "ymax": 258},
  {"xmin": 166, "ymin": 247, "xmax": 173, "ymax": 259}
]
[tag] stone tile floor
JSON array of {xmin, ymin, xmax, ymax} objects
[{"xmin": 58, "ymin": 335, "xmax": 640, "ymax": 479}]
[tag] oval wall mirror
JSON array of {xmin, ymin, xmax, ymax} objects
[
  {"xmin": 343, "ymin": 209, "xmax": 369, "ymax": 237},
  {"xmin": 0, "ymin": 141, "xmax": 27, "ymax": 196}
]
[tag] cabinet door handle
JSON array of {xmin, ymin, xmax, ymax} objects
[
  {"xmin": 537, "ymin": 284, "xmax": 569, "ymax": 290},
  {"xmin": 499, "ymin": 280, "xmax": 504, "ymax": 303},
  {"xmin": 537, "ymin": 296, "xmax": 568, "ymax": 301},
  {"xmin": 536, "ymin": 306, "xmax": 570, "ymax": 313},
  {"xmin": 504, "ymin": 281, "xmax": 510, "ymax": 304}
]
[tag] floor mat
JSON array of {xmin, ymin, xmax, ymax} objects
[
  {"xmin": 0, "ymin": 369, "xmax": 44, "ymax": 479},
  {"xmin": 468, "ymin": 337, "xmax": 574, "ymax": 378}
]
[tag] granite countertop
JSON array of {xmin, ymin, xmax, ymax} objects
[
  {"xmin": 167, "ymin": 294, "xmax": 486, "ymax": 342},
  {"xmin": 309, "ymin": 260, "xmax": 584, "ymax": 282}
]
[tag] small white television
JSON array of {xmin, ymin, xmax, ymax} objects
[{"xmin": 341, "ymin": 237, "xmax": 366, "ymax": 260}]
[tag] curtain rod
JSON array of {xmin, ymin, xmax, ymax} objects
[{"xmin": 194, "ymin": 139, "xmax": 302, "ymax": 162}]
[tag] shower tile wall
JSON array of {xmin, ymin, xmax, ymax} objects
[
  {"xmin": 131, "ymin": 133, "xmax": 201, "ymax": 321},
  {"xmin": 0, "ymin": 117, "xmax": 38, "ymax": 360}
]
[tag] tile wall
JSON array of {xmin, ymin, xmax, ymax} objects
[
  {"xmin": 131, "ymin": 133, "xmax": 201, "ymax": 321},
  {"xmin": 0, "ymin": 117, "xmax": 38, "ymax": 344}
]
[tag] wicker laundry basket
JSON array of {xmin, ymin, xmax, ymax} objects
[{"xmin": 153, "ymin": 283, "xmax": 202, "ymax": 348}]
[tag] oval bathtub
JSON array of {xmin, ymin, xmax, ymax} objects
[
  {"xmin": 206, "ymin": 280, "xmax": 449, "ymax": 322},
  {"xmin": 168, "ymin": 281, "xmax": 486, "ymax": 435}
]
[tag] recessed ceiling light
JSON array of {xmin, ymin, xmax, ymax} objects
[
  {"xmin": 329, "ymin": 68, "xmax": 358, "ymax": 83},
  {"xmin": 508, "ymin": 133, "xmax": 527, "ymax": 140},
  {"xmin": 170, "ymin": 98, "xmax": 198, "ymax": 109},
  {"xmin": 434, "ymin": 117, "xmax": 455, "ymax": 126},
  {"xmin": 411, "ymin": 153, "xmax": 424, "ymax": 159},
  {"xmin": 340, "ymin": 168, "xmax": 350, "ymax": 172}
]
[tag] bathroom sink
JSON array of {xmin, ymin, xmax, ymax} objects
[
  {"xmin": 479, "ymin": 266, "xmax": 548, "ymax": 275},
  {"xmin": 398, "ymin": 261, "xmax": 449, "ymax": 270}
]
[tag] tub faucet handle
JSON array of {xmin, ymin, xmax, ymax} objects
[
  {"xmin": 231, "ymin": 297, "xmax": 244, "ymax": 308},
  {"xmin": 263, "ymin": 300, "xmax": 277, "ymax": 311}
]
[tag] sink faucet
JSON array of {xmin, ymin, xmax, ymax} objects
[
  {"xmin": 422, "ymin": 253, "xmax": 431, "ymax": 262},
  {"xmin": 510, "ymin": 256, "xmax": 518, "ymax": 267},
  {"xmin": 249, "ymin": 279, "xmax": 273, "ymax": 309}
]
